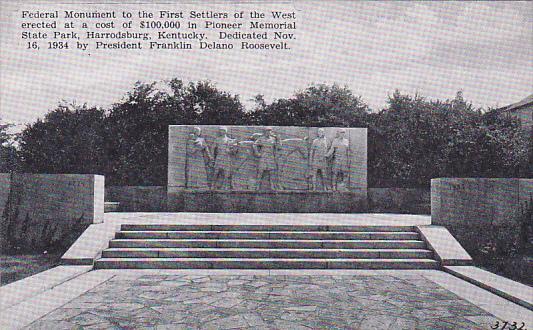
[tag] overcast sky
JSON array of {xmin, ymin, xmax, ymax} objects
[{"xmin": 1, "ymin": 1, "xmax": 532, "ymax": 127}]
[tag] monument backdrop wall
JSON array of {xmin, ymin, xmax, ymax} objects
[{"xmin": 167, "ymin": 125, "xmax": 367, "ymax": 212}]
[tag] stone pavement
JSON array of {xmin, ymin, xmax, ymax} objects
[{"xmin": 25, "ymin": 272, "xmax": 500, "ymax": 330}]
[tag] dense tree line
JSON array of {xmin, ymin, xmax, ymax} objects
[
  {"xmin": 0, "ymin": 120, "xmax": 19, "ymax": 173},
  {"xmin": 369, "ymin": 91, "xmax": 529, "ymax": 186},
  {"xmin": 5, "ymin": 79, "xmax": 530, "ymax": 187}
]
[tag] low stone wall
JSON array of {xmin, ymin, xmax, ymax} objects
[
  {"xmin": 105, "ymin": 186, "xmax": 430, "ymax": 213},
  {"xmin": 432, "ymin": 178, "xmax": 532, "ymax": 226},
  {"xmin": 168, "ymin": 190, "xmax": 368, "ymax": 213},
  {"xmin": 105, "ymin": 186, "xmax": 167, "ymax": 212},
  {"xmin": 431, "ymin": 178, "xmax": 533, "ymax": 260},
  {"xmin": 0, "ymin": 173, "xmax": 104, "ymax": 253},
  {"xmin": 368, "ymin": 188, "xmax": 430, "ymax": 214}
]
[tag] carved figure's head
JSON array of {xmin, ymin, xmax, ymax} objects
[
  {"xmin": 251, "ymin": 133, "xmax": 262, "ymax": 141},
  {"xmin": 192, "ymin": 126, "xmax": 202, "ymax": 138},
  {"xmin": 264, "ymin": 127, "xmax": 273, "ymax": 137},
  {"xmin": 218, "ymin": 126, "xmax": 228, "ymax": 137},
  {"xmin": 317, "ymin": 128, "xmax": 325, "ymax": 138}
]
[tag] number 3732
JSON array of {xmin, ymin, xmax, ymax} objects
[{"xmin": 492, "ymin": 321, "xmax": 527, "ymax": 330}]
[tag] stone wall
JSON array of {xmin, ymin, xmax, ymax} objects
[
  {"xmin": 368, "ymin": 188, "xmax": 430, "ymax": 214},
  {"xmin": 0, "ymin": 174, "xmax": 104, "ymax": 252},
  {"xmin": 431, "ymin": 178, "xmax": 533, "ymax": 259},
  {"xmin": 168, "ymin": 191, "xmax": 366, "ymax": 213},
  {"xmin": 105, "ymin": 186, "xmax": 167, "ymax": 212},
  {"xmin": 432, "ymin": 178, "xmax": 532, "ymax": 226},
  {"xmin": 105, "ymin": 186, "xmax": 429, "ymax": 213}
]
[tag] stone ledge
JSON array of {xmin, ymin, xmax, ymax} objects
[
  {"xmin": 0, "ymin": 265, "xmax": 91, "ymax": 312},
  {"xmin": 0, "ymin": 270, "xmax": 113, "ymax": 330},
  {"xmin": 61, "ymin": 221, "xmax": 121, "ymax": 264},
  {"xmin": 445, "ymin": 266, "xmax": 533, "ymax": 311},
  {"xmin": 104, "ymin": 202, "xmax": 120, "ymax": 213},
  {"xmin": 171, "ymin": 189, "xmax": 361, "ymax": 194},
  {"xmin": 416, "ymin": 226, "xmax": 473, "ymax": 266}
]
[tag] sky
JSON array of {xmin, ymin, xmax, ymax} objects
[{"xmin": 1, "ymin": 1, "xmax": 532, "ymax": 128}]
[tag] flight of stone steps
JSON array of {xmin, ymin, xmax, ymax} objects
[{"xmin": 95, "ymin": 225, "xmax": 439, "ymax": 269}]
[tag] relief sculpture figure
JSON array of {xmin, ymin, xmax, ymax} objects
[
  {"xmin": 213, "ymin": 126, "xmax": 236, "ymax": 190},
  {"xmin": 232, "ymin": 133, "xmax": 262, "ymax": 190},
  {"xmin": 310, "ymin": 128, "xmax": 330, "ymax": 191},
  {"xmin": 185, "ymin": 126, "xmax": 211, "ymax": 189},
  {"xmin": 253, "ymin": 127, "xmax": 281, "ymax": 190},
  {"xmin": 326, "ymin": 128, "xmax": 350, "ymax": 191},
  {"xmin": 277, "ymin": 135, "xmax": 309, "ymax": 190}
]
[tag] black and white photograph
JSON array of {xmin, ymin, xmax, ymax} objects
[{"xmin": 0, "ymin": 0, "xmax": 532, "ymax": 329}]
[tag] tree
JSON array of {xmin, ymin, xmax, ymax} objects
[
  {"xmin": 251, "ymin": 84, "xmax": 370, "ymax": 127},
  {"xmin": 104, "ymin": 81, "xmax": 176, "ymax": 185},
  {"xmin": 368, "ymin": 90, "xmax": 528, "ymax": 187},
  {"xmin": 18, "ymin": 103, "xmax": 106, "ymax": 174},
  {"xmin": 15, "ymin": 83, "xmax": 528, "ymax": 188},
  {"xmin": 368, "ymin": 91, "xmax": 452, "ymax": 187},
  {"xmin": 104, "ymin": 79, "xmax": 246, "ymax": 185},
  {"xmin": 0, "ymin": 119, "xmax": 19, "ymax": 173},
  {"xmin": 187, "ymin": 81, "xmax": 246, "ymax": 125}
]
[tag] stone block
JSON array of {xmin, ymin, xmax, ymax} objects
[
  {"xmin": 431, "ymin": 178, "xmax": 532, "ymax": 226},
  {"xmin": 167, "ymin": 190, "xmax": 367, "ymax": 213},
  {"xmin": 519, "ymin": 179, "xmax": 533, "ymax": 206},
  {"xmin": 0, "ymin": 174, "xmax": 104, "ymax": 252},
  {"xmin": 431, "ymin": 178, "xmax": 532, "ymax": 263},
  {"xmin": 368, "ymin": 188, "xmax": 430, "ymax": 214},
  {"xmin": 105, "ymin": 186, "xmax": 167, "ymax": 212}
]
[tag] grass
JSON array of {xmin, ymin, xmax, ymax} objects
[{"xmin": 0, "ymin": 252, "xmax": 62, "ymax": 286}]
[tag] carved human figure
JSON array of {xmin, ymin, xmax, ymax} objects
[
  {"xmin": 277, "ymin": 135, "xmax": 309, "ymax": 190},
  {"xmin": 232, "ymin": 133, "xmax": 262, "ymax": 190},
  {"xmin": 310, "ymin": 128, "xmax": 329, "ymax": 191},
  {"xmin": 185, "ymin": 127, "xmax": 211, "ymax": 189},
  {"xmin": 253, "ymin": 127, "xmax": 281, "ymax": 190},
  {"xmin": 326, "ymin": 129, "xmax": 350, "ymax": 191},
  {"xmin": 213, "ymin": 126, "xmax": 236, "ymax": 190}
]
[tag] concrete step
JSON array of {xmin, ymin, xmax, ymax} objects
[
  {"xmin": 108, "ymin": 239, "xmax": 427, "ymax": 249},
  {"xmin": 94, "ymin": 258, "xmax": 439, "ymax": 269},
  {"xmin": 115, "ymin": 231, "xmax": 420, "ymax": 240},
  {"xmin": 121, "ymin": 224, "xmax": 416, "ymax": 232},
  {"xmin": 101, "ymin": 248, "xmax": 434, "ymax": 259}
]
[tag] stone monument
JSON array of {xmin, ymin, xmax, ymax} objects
[{"xmin": 168, "ymin": 125, "xmax": 367, "ymax": 212}]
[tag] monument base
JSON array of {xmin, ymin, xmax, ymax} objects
[{"xmin": 167, "ymin": 190, "xmax": 368, "ymax": 213}]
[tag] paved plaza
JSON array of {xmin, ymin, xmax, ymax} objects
[
  {"xmin": 25, "ymin": 272, "xmax": 498, "ymax": 330},
  {"xmin": 2, "ymin": 214, "xmax": 531, "ymax": 329}
]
